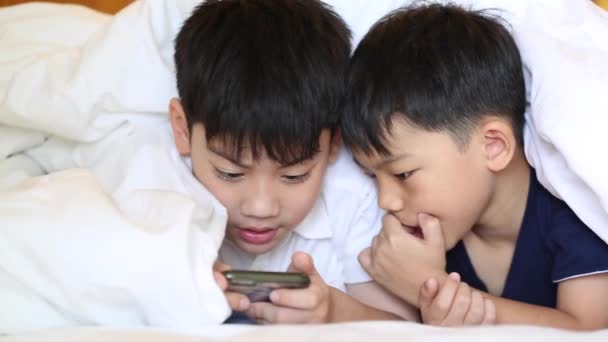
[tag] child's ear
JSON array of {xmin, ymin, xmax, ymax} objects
[
  {"xmin": 169, "ymin": 98, "xmax": 191, "ymax": 156},
  {"xmin": 328, "ymin": 128, "xmax": 342, "ymax": 163},
  {"xmin": 478, "ymin": 117, "xmax": 517, "ymax": 172}
]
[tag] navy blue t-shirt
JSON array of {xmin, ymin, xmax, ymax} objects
[{"xmin": 446, "ymin": 169, "xmax": 608, "ymax": 308}]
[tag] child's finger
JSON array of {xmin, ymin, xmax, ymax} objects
[
  {"xmin": 268, "ymin": 287, "xmax": 321, "ymax": 310},
  {"xmin": 381, "ymin": 214, "xmax": 404, "ymax": 236},
  {"xmin": 213, "ymin": 270, "xmax": 228, "ymax": 290},
  {"xmin": 417, "ymin": 213, "xmax": 445, "ymax": 249},
  {"xmin": 419, "ymin": 277, "xmax": 440, "ymax": 311},
  {"xmin": 225, "ymin": 292, "xmax": 250, "ymax": 312},
  {"xmin": 287, "ymin": 252, "xmax": 319, "ymax": 277},
  {"xmin": 358, "ymin": 247, "xmax": 372, "ymax": 272},
  {"xmin": 246, "ymin": 302, "xmax": 312, "ymax": 324},
  {"xmin": 427, "ymin": 272, "xmax": 461, "ymax": 323},
  {"xmin": 281, "ymin": 252, "xmax": 328, "ymax": 310},
  {"xmin": 481, "ymin": 298, "xmax": 496, "ymax": 325},
  {"xmin": 371, "ymin": 234, "xmax": 380, "ymax": 251},
  {"xmin": 463, "ymin": 289, "xmax": 485, "ymax": 325},
  {"xmin": 441, "ymin": 281, "xmax": 471, "ymax": 326},
  {"xmin": 213, "ymin": 261, "xmax": 231, "ymax": 272},
  {"xmin": 246, "ymin": 302, "xmax": 278, "ymax": 323}
]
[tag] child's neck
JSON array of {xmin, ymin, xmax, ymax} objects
[{"xmin": 472, "ymin": 149, "xmax": 530, "ymax": 245}]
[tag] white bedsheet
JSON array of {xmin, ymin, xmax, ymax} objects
[{"xmin": 2, "ymin": 322, "xmax": 608, "ymax": 342}]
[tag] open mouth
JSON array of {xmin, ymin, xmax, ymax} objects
[
  {"xmin": 402, "ymin": 224, "xmax": 423, "ymax": 239},
  {"xmin": 237, "ymin": 227, "xmax": 278, "ymax": 245}
]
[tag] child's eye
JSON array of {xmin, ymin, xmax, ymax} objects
[
  {"xmin": 395, "ymin": 171, "xmax": 412, "ymax": 181},
  {"xmin": 364, "ymin": 172, "xmax": 376, "ymax": 179},
  {"xmin": 281, "ymin": 171, "xmax": 311, "ymax": 183},
  {"xmin": 215, "ymin": 169, "xmax": 244, "ymax": 181}
]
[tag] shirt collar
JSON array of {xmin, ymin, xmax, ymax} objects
[{"xmin": 292, "ymin": 193, "xmax": 332, "ymax": 239}]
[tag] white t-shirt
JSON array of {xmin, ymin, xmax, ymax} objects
[{"xmin": 218, "ymin": 148, "xmax": 383, "ymax": 291}]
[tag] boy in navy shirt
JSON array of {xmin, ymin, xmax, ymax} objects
[{"xmin": 342, "ymin": 3, "xmax": 608, "ymax": 329}]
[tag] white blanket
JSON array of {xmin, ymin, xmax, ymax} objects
[
  {"xmin": 1, "ymin": 322, "xmax": 608, "ymax": 342},
  {"xmin": 1, "ymin": 0, "xmax": 608, "ymax": 336},
  {"xmin": 0, "ymin": 153, "xmax": 231, "ymax": 334},
  {"xmin": 518, "ymin": 1, "xmax": 608, "ymax": 243}
]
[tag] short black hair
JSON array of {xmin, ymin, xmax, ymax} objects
[
  {"xmin": 341, "ymin": 2, "xmax": 526, "ymax": 156},
  {"xmin": 174, "ymin": 0, "xmax": 351, "ymax": 164}
]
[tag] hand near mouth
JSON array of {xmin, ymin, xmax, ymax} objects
[{"xmin": 359, "ymin": 212, "xmax": 448, "ymax": 307}]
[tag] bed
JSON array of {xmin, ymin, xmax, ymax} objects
[
  {"xmin": 2, "ymin": 322, "xmax": 608, "ymax": 342},
  {"xmin": 1, "ymin": 0, "xmax": 608, "ymax": 340}
]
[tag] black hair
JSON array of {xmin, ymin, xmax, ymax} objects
[
  {"xmin": 341, "ymin": 2, "xmax": 526, "ymax": 156},
  {"xmin": 174, "ymin": 0, "xmax": 351, "ymax": 164}
]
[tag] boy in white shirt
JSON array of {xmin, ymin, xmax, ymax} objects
[{"xmin": 168, "ymin": 0, "xmax": 492, "ymax": 324}]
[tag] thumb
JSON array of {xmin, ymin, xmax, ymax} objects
[
  {"xmin": 418, "ymin": 213, "xmax": 445, "ymax": 249},
  {"xmin": 288, "ymin": 251, "xmax": 319, "ymax": 277},
  {"xmin": 212, "ymin": 261, "xmax": 230, "ymax": 290}
]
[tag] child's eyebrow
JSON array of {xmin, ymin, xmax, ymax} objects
[
  {"xmin": 376, "ymin": 153, "xmax": 410, "ymax": 168},
  {"xmin": 353, "ymin": 153, "xmax": 410, "ymax": 170},
  {"xmin": 208, "ymin": 147, "xmax": 251, "ymax": 169},
  {"xmin": 280, "ymin": 154, "xmax": 317, "ymax": 169}
]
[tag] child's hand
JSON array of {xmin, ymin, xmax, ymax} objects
[
  {"xmin": 245, "ymin": 252, "xmax": 334, "ymax": 324},
  {"xmin": 213, "ymin": 261, "xmax": 251, "ymax": 312},
  {"xmin": 359, "ymin": 213, "xmax": 447, "ymax": 306},
  {"xmin": 419, "ymin": 272, "xmax": 496, "ymax": 326}
]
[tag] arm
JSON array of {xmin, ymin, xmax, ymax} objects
[
  {"xmin": 359, "ymin": 213, "xmax": 608, "ymax": 329},
  {"xmin": 244, "ymin": 252, "xmax": 405, "ymax": 323},
  {"xmin": 481, "ymin": 273, "xmax": 608, "ymax": 330},
  {"xmin": 417, "ymin": 272, "xmax": 608, "ymax": 330},
  {"xmin": 327, "ymin": 286, "xmax": 401, "ymax": 322},
  {"xmin": 346, "ymin": 281, "xmax": 419, "ymax": 322}
]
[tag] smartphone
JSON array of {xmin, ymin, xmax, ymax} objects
[{"xmin": 223, "ymin": 270, "xmax": 310, "ymax": 302}]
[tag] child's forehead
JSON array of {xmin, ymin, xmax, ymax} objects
[
  {"xmin": 352, "ymin": 122, "xmax": 460, "ymax": 168},
  {"xmin": 385, "ymin": 116, "xmax": 460, "ymax": 146},
  {"xmin": 206, "ymin": 138, "xmax": 315, "ymax": 167},
  {"xmin": 352, "ymin": 148, "xmax": 403, "ymax": 170},
  {"xmin": 207, "ymin": 139, "xmax": 252, "ymax": 158}
]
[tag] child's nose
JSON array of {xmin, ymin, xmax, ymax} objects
[
  {"xmin": 377, "ymin": 180, "xmax": 404, "ymax": 213},
  {"xmin": 240, "ymin": 184, "xmax": 280, "ymax": 219}
]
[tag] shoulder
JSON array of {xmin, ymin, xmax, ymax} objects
[
  {"xmin": 525, "ymin": 169, "xmax": 608, "ymax": 281},
  {"xmin": 528, "ymin": 170, "xmax": 587, "ymax": 236}
]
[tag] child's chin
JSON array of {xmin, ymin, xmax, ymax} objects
[{"xmin": 238, "ymin": 239, "xmax": 280, "ymax": 256}]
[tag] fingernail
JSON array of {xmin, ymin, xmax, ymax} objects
[
  {"xmin": 448, "ymin": 272, "xmax": 460, "ymax": 281},
  {"xmin": 424, "ymin": 279, "xmax": 433, "ymax": 291},
  {"xmin": 269, "ymin": 291, "xmax": 279, "ymax": 302}
]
